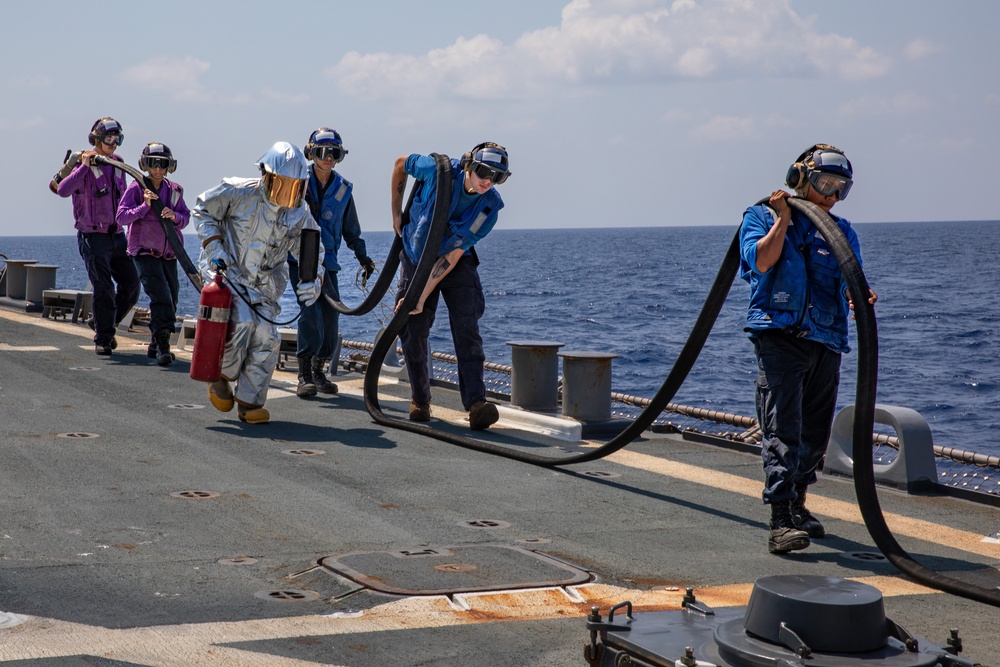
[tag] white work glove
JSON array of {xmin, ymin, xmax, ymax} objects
[{"xmin": 295, "ymin": 279, "xmax": 321, "ymax": 307}]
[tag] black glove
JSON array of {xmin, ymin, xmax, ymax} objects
[{"xmin": 360, "ymin": 256, "xmax": 376, "ymax": 281}]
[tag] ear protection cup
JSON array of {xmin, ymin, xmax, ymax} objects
[{"xmin": 785, "ymin": 162, "xmax": 808, "ymax": 190}]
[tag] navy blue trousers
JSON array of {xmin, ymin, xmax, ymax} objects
[
  {"xmin": 397, "ymin": 252, "xmax": 486, "ymax": 410},
  {"xmin": 288, "ymin": 261, "xmax": 341, "ymax": 360},
  {"xmin": 753, "ymin": 330, "xmax": 841, "ymax": 504},
  {"xmin": 77, "ymin": 231, "xmax": 140, "ymax": 346},
  {"xmin": 132, "ymin": 254, "xmax": 179, "ymax": 335}
]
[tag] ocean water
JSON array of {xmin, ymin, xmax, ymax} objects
[{"xmin": 3, "ymin": 220, "xmax": 999, "ymax": 456}]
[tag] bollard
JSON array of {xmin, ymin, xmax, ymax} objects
[
  {"xmin": 559, "ymin": 351, "xmax": 618, "ymax": 422},
  {"xmin": 24, "ymin": 264, "xmax": 59, "ymax": 309},
  {"xmin": 3, "ymin": 259, "xmax": 39, "ymax": 300},
  {"xmin": 506, "ymin": 340, "xmax": 564, "ymax": 411},
  {"xmin": 825, "ymin": 403, "xmax": 938, "ymax": 492}
]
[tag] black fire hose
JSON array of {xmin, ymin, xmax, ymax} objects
[
  {"xmin": 788, "ymin": 197, "xmax": 1000, "ymax": 608},
  {"xmin": 321, "ymin": 187, "xmax": 416, "ymax": 316},
  {"xmin": 364, "ymin": 154, "xmax": 453, "ymax": 418},
  {"xmin": 92, "ymin": 155, "xmax": 203, "ymax": 292},
  {"xmin": 363, "ymin": 186, "xmax": 1000, "ymax": 608},
  {"xmin": 362, "ymin": 160, "xmax": 741, "ymax": 465}
]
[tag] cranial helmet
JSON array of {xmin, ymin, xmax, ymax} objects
[
  {"xmin": 88, "ymin": 117, "xmax": 124, "ymax": 147},
  {"xmin": 139, "ymin": 142, "xmax": 177, "ymax": 173},
  {"xmin": 304, "ymin": 127, "xmax": 348, "ymax": 162},
  {"xmin": 256, "ymin": 141, "xmax": 309, "ymax": 208},
  {"xmin": 785, "ymin": 143, "xmax": 853, "ymax": 200},
  {"xmin": 459, "ymin": 142, "xmax": 511, "ymax": 185}
]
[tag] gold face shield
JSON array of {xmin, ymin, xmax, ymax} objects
[{"xmin": 263, "ymin": 172, "xmax": 306, "ymax": 208}]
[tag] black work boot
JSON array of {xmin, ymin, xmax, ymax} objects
[
  {"xmin": 147, "ymin": 335, "xmax": 158, "ymax": 359},
  {"xmin": 311, "ymin": 357, "xmax": 338, "ymax": 394},
  {"xmin": 768, "ymin": 500, "xmax": 810, "ymax": 554},
  {"xmin": 296, "ymin": 356, "xmax": 317, "ymax": 398},
  {"xmin": 155, "ymin": 329, "xmax": 174, "ymax": 366},
  {"xmin": 791, "ymin": 485, "xmax": 826, "ymax": 538}
]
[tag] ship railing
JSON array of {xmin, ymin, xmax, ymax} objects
[{"xmin": 338, "ymin": 339, "xmax": 1000, "ymax": 501}]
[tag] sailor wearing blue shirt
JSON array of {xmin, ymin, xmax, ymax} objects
[
  {"xmin": 390, "ymin": 142, "xmax": 510, "ymax": 431},
  {"xmin": 289, "ymin": 128, "xmax": 375, "ymax": 399},
  {"xmin": 739, "ymin": 144, "xmax": 877, "ymax": 554}
]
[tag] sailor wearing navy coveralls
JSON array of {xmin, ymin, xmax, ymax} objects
[
  {"xmin": 390, "ymin": 143, "xmax": 511, "ymax": 431},
  {"xmin": 739, "ymin": 144, "xmax": 876, "ymax": 554}
]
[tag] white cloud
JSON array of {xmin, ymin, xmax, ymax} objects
[
  {"xmin": 119, "ymin": 56, "xmax": 210, "ymax": 101},
  {"xmin": 0, "ymin": 116, "xmax": 45, "ymax": 130},
  {"xmin": 689, "ymin": 112, "xmax": 790, "ymax": 140},
  {"xmin": 11, "ymin": 75, "xmax": 50, "ymax": 89},
  {"xmin": 838, "ymin": 91, "xmax": 933, "ymax": 116},
  {"xmin": 904, "ymin": 38, "xmax": 942, "ymax": 60},
  {"xmin": 328, "ymin": 0, "xmax": 890, "ymax": 102},
  {"xmin": 261, "ymin": 89, "xmax": 310, "ymax": 105}
]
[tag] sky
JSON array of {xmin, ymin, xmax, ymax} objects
[{"xmin": 3, "ymin": 0, "xmax": 998, "ymax": 237}]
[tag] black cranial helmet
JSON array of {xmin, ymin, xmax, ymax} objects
[
  {"xmin": 139, "ymin": 142, "xmax": 177, "ymax": 173},
  {"xmin": 88, "ymin": 117, "xmax": 124, "ymax": 147}
]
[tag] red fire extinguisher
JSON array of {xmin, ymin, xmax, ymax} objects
[{"xmin": 190, "ymin": 272, "xmax": 232, "ymax": 382}]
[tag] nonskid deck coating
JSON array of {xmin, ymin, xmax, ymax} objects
[{"xmin": 0, "ymin": 307, "xmax": 997, "ymax": 666}]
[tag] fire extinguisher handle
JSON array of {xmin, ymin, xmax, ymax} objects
[{"xmin": 211, "ymin": 257, "xmax": 227, "ymax": 272}]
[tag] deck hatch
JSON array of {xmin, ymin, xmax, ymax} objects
[{"xmin": 319, "ymin": 544, "xmax": 590, "ymax": 596}]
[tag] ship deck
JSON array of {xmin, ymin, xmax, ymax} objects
[{"xmin": 0, "ymin": 306, "xmax": 997, "ymax": 666}]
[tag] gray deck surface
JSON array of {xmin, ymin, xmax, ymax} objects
[{"xmin": 0, "ymin": 307, "xmax": 997, "ymax": 666}]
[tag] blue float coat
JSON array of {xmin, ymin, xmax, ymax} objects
[
  {"xmin": 400, "ymin": 155, "xmax": 503, "ymax": 264},
  {"xmin": 739, "ymin": 203, "xmax": 862, "ymax": 354}
]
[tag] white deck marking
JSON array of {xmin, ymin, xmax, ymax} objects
[{"xmin": 0, "ymin": 578, "xmax": 938, "ymax": 665}]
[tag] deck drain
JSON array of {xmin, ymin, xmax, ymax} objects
[
  {"xmin": 582, "ymin": 470, "xmax": 621, "ymax": 478},
  {"xmin": 254, "ymin": 589, "xmax": 321, "ymax": 603},
  {"xmin": 517, "ymin": 537, "xmax": 552, "ymax": 545},
  {"xmin": 69, "ymin": 367, "xmax": 100, "ymax": 372},
  {"xmin": 282, "ymin": 449, "xmax": 326, "ymax": 456},
  {"xmin": 170, "ymin": 490, "xmax": 221, "ymax": 500},
  {"xmin": 168, "ymin": 404, "xmax": 204, "ymax": 410},
  {"xmin": 56, "ymin": 432, "xmax": 100, "ymax": 439},
  {"xmin": 841, "ymin": 551, "xmax": 888, "ymax": 563},
  {"xmin": 218, "ymin": 557, "xmax": 258, "ymax": 565},
  {"xmin": 458, "ymin": 519, "xmax": 511, "ymax": 530}
]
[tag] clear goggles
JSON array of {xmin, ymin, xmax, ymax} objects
[
  {"xmin": 99, "ymin": 134, "xmax": 123, "ymax": 147},
  {"xmin": 470, "ymin": 161, "xmax": 510, "ymax": 185},
  {"xmin": 264, "ymin": 172, "xmax": 306, "ymax": 208},
  {"xmin": 313, "ymin": 145, "xmax": 346, "ymax": 161},
  {"xmin": 808, "ymin": 171, "xmax": 852, "ymax": 200}
]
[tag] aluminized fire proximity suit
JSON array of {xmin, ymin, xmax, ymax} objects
[{"xmin": 193, "ymin": 143, "xmax": 323, "ymax": 413}]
